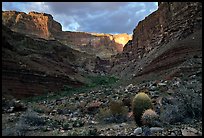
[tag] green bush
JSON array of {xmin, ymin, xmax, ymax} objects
[
  {"xmin": 62, "ymin": 122, "xmax": 70, "ymax": 130},
  {"xmin": 87, "ymin": 75, "xmax": 119, "ymax": 87}
]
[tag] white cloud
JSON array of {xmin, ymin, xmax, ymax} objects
[{"xmin": 2, "ymin": 2, "xmax": 158, "ymax": 34}]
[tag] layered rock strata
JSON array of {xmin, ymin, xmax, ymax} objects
[
  {"xmin": 110, "ymin": 2, "xmax": 202, "ymax": 82},
  {"xmin": 2, "ymin": 25, "xmax": 107, "ymax": 98},
  {"xmin": 2, "ymin": 11, "xmax": 131, "ymax": 58}
]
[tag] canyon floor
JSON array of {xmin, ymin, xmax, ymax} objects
[{"xmin": 2, "ymin": 70, "xmax": 202, "ymax": 136}]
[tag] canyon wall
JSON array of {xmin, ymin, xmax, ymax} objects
[
  {"xmin": 2, "ymin": 11, "xmax": 62, "ymax": 39},
  {"xmin": 110, "ymin": 2, "xmax": 202, "ymax": 81},
  {"xmin": 2, "ymin": 25, "xmax": 104, "ymax": 98},
  {"xmin": 121, "ymin": 2, "xmax": 202, "ymax": 61},
  {"xmin": 2, "ymin": 11, "xmax": 131, "ymax": 58},
  {"xmin": 2, "ymin": 2, "xmax": 202, "ymax": 98}
]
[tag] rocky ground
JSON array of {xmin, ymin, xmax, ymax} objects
[
  {"xmin": 2, "ymin": 3, "xmax": 202, "ymax": 136},
  {"xmin": 2, "ymin": 70, "xmax": 202, "ymax": 136}
]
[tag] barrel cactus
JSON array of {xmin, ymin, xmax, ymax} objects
[
  {"xmin": 141, "ymin": 109, "xmax": 159, "ymax": 127},
  {"xmin": 132, "ymin": 92, "xmax": 153, "ymax": 126}
]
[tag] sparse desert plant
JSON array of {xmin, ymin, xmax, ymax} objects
[
  {"xmin": 132, "ymin": 92, "xmax": 153, "ymax": 126},
  {"xmin": 96, "ymin": 107, "xmax": 111, "ymax": 120},
  {"xmin": 19, "ymin": 109, "xmax": 45, "ymax": 126},
  {"xmin": 72, "ymin": 119, "xmax": 84, "ymax": 127},
  {"xmin": 32, "ymin": 104, "xmax": 52, "ymax": 114},
  {"xmin": 96, "ymin": 102, "xmax": 129, "ymax": 124},
  {"xmin": 12, "ymin": 109, "xmax": 45, "ymax": 136},
  {"xmin": 62, "ymin": 121, "xmax": 70, "ymax": 130},
  {"xmin": 109, "ymin": 100, "xmax": 128, "ymax": 116},
  {"xmin": 15, "ymin": 118, "xmax": 29, "ymax": 136},
  {"xmin": 159, "ymin": 99, "xmax": 187, "ymax": 125},
  {"xmin": 141, "ymin": 109, "xmax": 159, "ymax": 127},
  {"xmin": 2, "ymin": 127, "xmax": 17, "ymax": 136},
  {"xmin": 88, "ymin": 128, "xmax": 98, "ymax": 136}
]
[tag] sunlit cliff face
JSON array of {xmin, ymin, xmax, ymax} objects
[
  {"xmin": 91, "ymin": 33, "xmax": 132, "ymax": 47},
  {"xmin": 113, "ymin": 34, "xmax": 132, "ymax": 47},
  {"xmin": 2, "ymin": 10, "xmax": 132, "ymax": 57}
]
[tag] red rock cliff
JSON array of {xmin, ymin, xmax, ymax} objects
[
  {"xmin": 2, "ymin": 11, "xmax": 62, "ymax": 39},
  {"xmin": 110, "ymin": 2, "xmax": 202, "ymax": 81},
  {"xmin": 2, "ymin": 11, "xmax": 131, "ymax": 58},
  {"xmin": 122, "ymin": 2, "xmax": 202, "ymax": 60}
]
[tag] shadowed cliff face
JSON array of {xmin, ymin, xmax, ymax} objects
[
  {"xmin": 2, "ymin": 2, "xmax": 202, "ymax": 98},
  {"xmin": 110, "ymin": 2, "xmax": 202, "ymax": 82},
  {"xmin": 2, "ymin": 25, "xmax": 108, "ymax": 98},
  {"xmin": 2, "ymin": 11, "xmax": 132, "ymax": 58}
]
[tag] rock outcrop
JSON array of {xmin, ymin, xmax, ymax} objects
[
  {"xmin": 56, "ymin": 31, "xmax": 131, "ymax": 58},
  {"xmin": 2, "ymin": 25, "xmax": 107, "ymax": 98},
  {"xmin": 2, "ymin": 11, "xmax": 131, "ymax": 58},
  {"xmin": 110, "ymin": 2, "xmax": 202, "ymax": 82},
  {"xmin": 2, "ymin": 11, "xmax": 62, "ymax": 39},
  {"xmin": 123, "ymin": 2, "xmax": 202, "ymax": 60}
]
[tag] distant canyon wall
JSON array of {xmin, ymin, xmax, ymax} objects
[{"xmin": 2, "ymin": 11, "xmax": 132, "ymax": 58}]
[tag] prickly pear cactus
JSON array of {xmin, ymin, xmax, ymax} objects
[
  {"xmin": 132, "ymin": 92, "xmax": 153, "ymax": 126},
  {"xmin": 141, "ymin": 109, "xmax": 159, "ymax": 127}
]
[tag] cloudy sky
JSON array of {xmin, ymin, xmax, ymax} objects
[{"xmin": 2, "ymin": 2, "xmax": 158, "ymax": 34}]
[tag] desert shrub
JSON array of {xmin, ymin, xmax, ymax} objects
[
  {"xmin": 32, "ymin": 104, "xmax": 52, "ymax": 114},
  {"xmin": 66, "ymin": 128, "xmax": 98, "ymax": 136},
  {"xmin": 2, "ymin": 127, "xmax": 17, "ymax": 136},
  {"xmin": 160, "ymin": 88, "xmax": 202, "ymax": 125},
  {"xmin": 96, "ymin": 107, "xmax": 111, "ymax": 120},
  {"xmin": 109, "ymin": 100, "xmax": 128, "ymax": 116},
  {"xmin": 86, "ymin": 75, "xmax": 119, "ymax": 87},
  {"xmin": 65, "ymin": 103, "xmax": 78, "ymax": 112},
  {"xmin": 96, "ymin": 100, "xmax": 129, "ymax": 124},
  {"xmin": 160, "ymin": 80, "xmax": 202, "ymax": 125},
  {"xmin": 19, "ymin": 109, "xmax": 45, "ymax": 126},
  {"xmin": 15, "ymin": 118, "xmax": 29, "ymax": 136},
  {"xmin": 45, "ymin": 118, "xmax": 63, "ymax": 129},
  {"xmin": 62, "ymin": 121, "xmax": 70, "ymax": 130},
  {"xmin": 160, "ymin": 101, "xmax": 186, "ymax": 125},
  {"xmin": 72, "ymin": 119, "xmax": 84, "ymax": 127},
  {"xmin": 11, "ymin": 109, "xmax": 45, "ymax": 136},
  {"xmin": 88, "ymin": 128, "xmax": 98, "ymax": 136},
  {"xmin": 179, "ymin": 87, "xmax": 202, "ymax": 119},
  {"xmin": 122, "ymin": 97, "xmax": 132, "ymax": 111}
]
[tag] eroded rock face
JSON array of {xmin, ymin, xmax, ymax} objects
[
  {"xmin": 2, "ymin": 25, "xmax": 99, "ymax": 99},
  {"xmin": 2, "ymin": 11, "xmax": 62, "ymax": 39},
  {"xmin": 56, "ymin": 31, "xmax": 131, "ymax": 58},
  {"xmin": 110, "ymin": 2, "xmax": 202, "ymax": 81},
  {"xmin": 123, "ymin": 2, "xmax": 202, "ymax": 60},
  {"xmin": 2, "ymin": 11, "xmax": 132, "ymax": 58}
]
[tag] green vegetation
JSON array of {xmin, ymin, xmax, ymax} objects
[
  {"xmin": 109, "ymin": 100, "xmax": 128, "ymax": 116},
  {"xmin": 96, "ymin": 99, "xmax": 129, "ymax": 124},
  {"xmin": 23, "ymin": 75, "xmax": 119, "ymax": 103},
  {"xmin": 86, "ymin": 75, "xmax": 119, "ymax": 87}
]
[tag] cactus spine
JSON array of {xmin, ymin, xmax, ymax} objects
[{"xmin": 132, "ymin": 92, "xmax": 153, "ymax": 126}]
